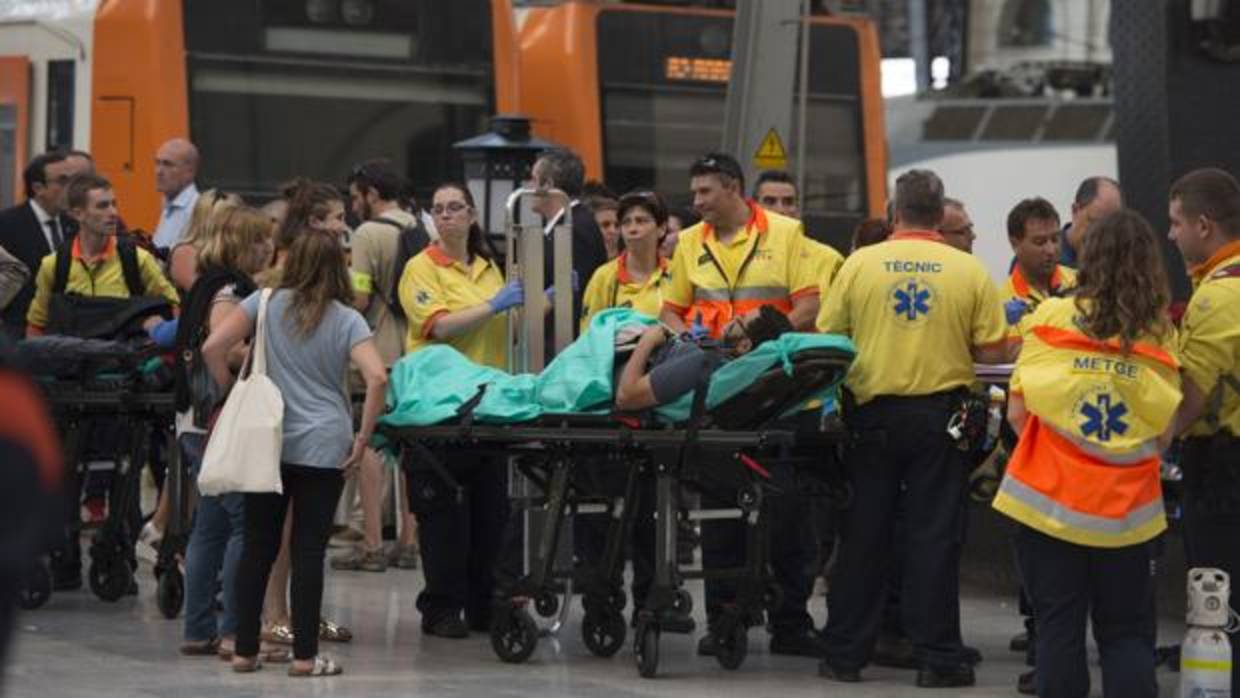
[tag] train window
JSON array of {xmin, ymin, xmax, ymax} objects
[
  {"xmin": 183, "ymin": 0, "xmax": 493, "ymax": 202},
  {"xmin": 45, "ymin": 59, "xmax": 74, "ymax": 151},
  {"xmin": 596, "ymin": 11, "xmax": 866, "ymax": 238}
]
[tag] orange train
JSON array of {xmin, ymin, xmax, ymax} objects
[{"xmin": 0, "ymin": 0, "xmax": 885, "ymax": 249}]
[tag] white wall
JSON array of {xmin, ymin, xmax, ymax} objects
[{"xmin": 891, "ymin": 144, "xmax": 1118, "ymax": 283}]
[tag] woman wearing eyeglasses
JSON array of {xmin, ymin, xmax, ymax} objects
[
  {"xmin": 579, "ymin": 190, "xmax": 672, "ymax": 333},
  {"xmin": 396, "ymin": 182, "xmax": 516, "ymax": 638}
]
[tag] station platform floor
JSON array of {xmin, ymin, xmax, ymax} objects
[{"xmin": 6, "ymin": 559, "xmax": 1186, "ymax": 698}]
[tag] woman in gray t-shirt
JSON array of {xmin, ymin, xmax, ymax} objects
[{"xmin": 204, "ymin": 229, "xmax": 387, "ymax": 677}]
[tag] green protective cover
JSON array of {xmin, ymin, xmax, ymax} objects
[
  {"xmin": 380, "ymin": 308, "xmax": 656, "ymax": 428},
  {"xmin": 653, "ymin": 332, "xmax": 856, "ymax": 423},
  {"xmin": 378, "ymin": 309, "xmax": 855, "ymax": 430}
]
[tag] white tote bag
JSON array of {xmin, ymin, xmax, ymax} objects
[{"xmin": 198, "ymin": 288, "xmax": 284, "ymax": 495}]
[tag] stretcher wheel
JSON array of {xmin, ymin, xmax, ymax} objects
[
  {"xmin": 490, "ymin": 608, "xmax": 538, "ymax": 664},
  {"xmin": 157, "ymin": 566, "xmax": 184, "ymax": 619},
  {"xmin": 17, "ymin": 561, "xmax": 52, "ymax": 610},
  {"xmin": 534, "ymin": 591, "xmax": 559, "ymax": 618},
  {"xmin": 634, "ymin": 621, "xmax": 660, "ymax": 678},
  {"xmin": 715, "ymin": 623, "xmax": 748, "ymax": 671},
  {"xmin": 582, "ymin": 611, "xmax": 626, "ymax": 658},
  {"xmin": 88, "ymin": 557, "xmax": 131, "ymax": 602}
]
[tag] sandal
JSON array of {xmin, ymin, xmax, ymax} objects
[
  {"xmin": 288, "ymin": 654, "xmax": 343, "ymax": 678},
  {"xmin": 261, "ymin": 623, "xmax": 294, "ymax": 645},
  {"xmin": 232, "ymin": 656, "xmax": 262, "ymax": 673},
  {"xmin": 179, "ymin": 638, "xmax": 220, "ymax": 656},
  {"xmin": 219, "ymin": 644, "xmax": 290, "ymax": 664},
  {"xmin": 319, "ymin": 619, "xmax": 353, "ymax": 643}
]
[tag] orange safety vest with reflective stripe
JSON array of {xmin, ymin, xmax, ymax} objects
[
  {"xmin": 662, "ymin": 202, "xmax": 816, "ymax": 338},
  {"xmin": 992, "ymin": 297, "xmax": 1181, "ymax": 548}
]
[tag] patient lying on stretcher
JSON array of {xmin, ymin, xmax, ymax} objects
[{"xmin": 615, "ymin": 306, "xmax": 793, "ymax": 410}]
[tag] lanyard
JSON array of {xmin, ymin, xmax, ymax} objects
[{"xmin": 700, "ymin": 229, "xmax": 763, "ymax": 303}]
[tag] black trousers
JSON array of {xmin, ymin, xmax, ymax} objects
[
  {"xmin": 702, "ymin": 458, "xmax": 815, "ymax": 634},
  {"xmin": 51, "ymin": 418, "xmax": 139, "ymax": 579},
  {"xmin": 234, "ymin": 464, "xmax": 343, "ymax": 661},
  {"xmin": 1016, "ymin": 525, "xmax": 1157, "ymax": 698},
  {"xmin": 407, "ymin": 451, "xmax": 509, "ymax": 629},
  {"xmin": 822, "ymin": 394, "xmax": 968, "ymax": 671},
  {"xmin": 1180, "ymin": 435, "xmax": 1240, "ymax": 690}
]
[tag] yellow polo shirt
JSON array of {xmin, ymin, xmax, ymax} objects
[
  {"xmin": 1179, "ymin": 242, "xmax": 1240, "ymax": 437},
  {"xmin": 1000, "ymin": 264, "xmax": 1078, "ymax": 340},
  {"xmin": 26, "ymin": 236, "xmax": 179, "ymax": 331},
  {"xmin": 662, "ymin": 202, "xmax": 817, "ymax": 338},
  {"xmin": 580, "ymin": 252, "xmax": 669, "ymax": 332},
  {"xmin": 818, "ymin": 230, "xmax": 1006, "ymax": 404},
  {"xmin": 399, "ymin": 244, "xmax": 508, "ymax": 370},
  {"xmin": 805, "ymin": 237, "xmax": 846, "ymax": 301}
]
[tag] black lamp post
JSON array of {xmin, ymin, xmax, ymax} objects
[{"xmin": 452, "ymin": 114, "xmax": 561, "ymax": 239}]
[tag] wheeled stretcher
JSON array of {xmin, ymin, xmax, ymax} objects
[
  {"xmin": 376, "ymin": 332, "xmax": 855, "ymax": 677},
  {"xmin": 14, "ymin": 336, "xmax": 188, "ymax": 613}
]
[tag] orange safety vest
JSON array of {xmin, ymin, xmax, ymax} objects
[
  {"xmin": 992, "ymin": 298, "xmax": 1181, "ymax": 548},
  {"xmin": 663, "ymin": 202, "xmax": 815, "ymax": 338}
]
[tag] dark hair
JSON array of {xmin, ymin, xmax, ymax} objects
[
  {"xmin": 1006, "ymin": 197, "xmax": 1061, "ymax": 240},
  {"xmin": 617, "ymin": 190, "xmax": 669, "ymax": 227},
  {"xmin": 669, "ymin": 206, "xmax": 700, "ymax": 229},
  {"xmin": 690, "ymin": 152, "xmax": 746, "ymax": 194},
  {"xmin": 23, "ymin": 151, "xmax": 68, "ymax": 199},
  {"xmin": 1170, "ymin": 167, "xmax": 1240, "ymax": 238},
  {"xmin": 347, "ymin": 158, "xmax": 404, "ymax": 202},
  {"xmin": 66, "ymin": 149, "xmax": 93, "ymax": 162},
  {"xmin": 744, "ymin": 305, "xmax": 794, "ymax": 348},
  {"xmin": 582, "ymin": 180, "xmax": 616, "ymax": 200},
  {"xmin": 535, "ymin": 149, "xmax": 586, "ymax": 198},
  {"xmin": 277, "ymin": 178, "xmax": 344, "ymax": 252},
  {"xmin": 892, "ymin": 169, "xmax": 945, "ymax": 228},
  {"xmin": 66, "ymin": 173, "xmax": 111, "ymax": 210},
  {"xmin": 754, "ymin": 170, "xmax": 796, "ymax": 197},
  {"xmin": 1074, "ymin": 209, "xmax": 1171, "ymax": 352},
  {"xmin": 1073, "ymin": 176, "xmax": 1121, "ymax": 208},
  {"xmin": 279, "ymin": 229, "xmax": 354, "ymax": 337},
  {"xmin": 434, "ymin": 182, "xmax": 498, "ymax": 263},
  {"xmin": 851, "ymin": 217, "xmax": 892, "ymax": 250}
]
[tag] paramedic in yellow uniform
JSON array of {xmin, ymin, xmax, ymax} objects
[
  {"xmin": 994, "ymin": 210, "xmax": 1179, "ymax": 698},
  {"xmin": 396, "ymin": 182, "xmax": 518, "ymax": 639},
  {"xmin": 580, "ymin": 190, "xmax": 671, "ymax": 331},
  {"xmin": 1000, "ymin": 197, "xmax": 1078, "ymax": 339},
  {"xmin": 657, "ymin": 154, "xmax": 824, "ymax": 659},
  {"xmin": 817, "ymin": 169, "xmax": 1007, "ymax": 688},
  {"xmin": 1168, "ymin": 168, "xmax": 1240, "ymax": 691}
]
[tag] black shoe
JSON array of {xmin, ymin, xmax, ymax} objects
[
  {"xmin": 916, "ymin": 664, "xmax": 976, "ymax": 689},
  {"xmin": 1010, "ymin": 631, "xmax": 1029, "ymax": 653},
  {"xmin": 696, "ymin": 632, "xmax": 718, "ymax": 657},
  {"xmin": 962, "ymin": 644, "xmax": 982, "ymax": 666},
  {"xmin": 818, "ymin": 660, "xmax": 861, "ymax": 682},
  {"xmin": 769, "ymin": 629, "xmax": 826, "ymax": 658},
  {"xmin": 872, "ymin": 633, "xmax": 918, "ymax": 669},
  {"xmin": 423, "ymin": 614, "xmax": 469, "ymax": 639},
  {"xmin": 1017, "ymin": 669, "xmax": 1036, "ymax": 695}
]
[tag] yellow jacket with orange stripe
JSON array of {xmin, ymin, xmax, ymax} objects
[
  {"xmin": 992, "ymin": 297, "xmax": 1181, "ymax": 548},
  {"xmin": 661, "ymin": 202, "xmax": 817, "ymax": 339}
]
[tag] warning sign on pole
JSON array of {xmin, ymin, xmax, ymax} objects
[{"xmin": 753, "ymin": 128, "xmax": 789, "ymax": 171}]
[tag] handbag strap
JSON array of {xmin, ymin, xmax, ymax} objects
[{"xmin": 251, "ymin": 288, "xmax": 273, "ymax": 376}]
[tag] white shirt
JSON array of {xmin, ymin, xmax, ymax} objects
[
  {"xmin": 153, "ymin": 183, "xmax": 200, "ymax": 249},
  {"xmin": 28, "ymin": 200, "xmax": 61, "ymax": 252}
]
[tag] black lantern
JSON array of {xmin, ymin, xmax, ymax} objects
[{"xmin": 453, "ymin": 114, "xmax": 560, "ymax": 238}]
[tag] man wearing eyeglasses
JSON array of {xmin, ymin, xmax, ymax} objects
[
  {"xmin": 939, "ymin": 198, "xmax": 976, "ymax": 254},
  {"xmin": 0, "ymin": 152, "xmax": 79, "ymax": 338}
]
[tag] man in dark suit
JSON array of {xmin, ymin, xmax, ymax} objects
[
  {"xmin": 0, "ymin": 152, "xmax": 80, "ymax": 338},
  {"xmin": 529, "ymin": 148, "xmax": 609, "ymax": 356}
]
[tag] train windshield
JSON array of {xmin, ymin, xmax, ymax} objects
[
  {"xmin": 183, "ymin": 0, "xmax": 493, "ymax": 202},
  {"xmin": 595, "ymin": 9, "xmax": 867, "ymax": 241}
]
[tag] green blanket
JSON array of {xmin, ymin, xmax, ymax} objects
[{"xmin": 379, "ymin": 308, "xmax": 855, "ymax": 429}]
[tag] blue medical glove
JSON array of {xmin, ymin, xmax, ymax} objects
[
  {"xmin": 544, "ymin": 270, "xmax": 581, "ymax": 302},
  {"xmin": 687, "ymin": 312, "xmax": 709, "ymax": 342},
  {"xmin": 147, "ymin": 318, "xmax": 179, "ymax": 348},
  {"xmin": 489, "ymin": 279, "xmax": 524, "ymax": 313},
  {"xmin": 1004, "ymin": 298, "xmax": 1029, "ymax": 326}
]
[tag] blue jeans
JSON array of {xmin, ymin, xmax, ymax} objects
[{"xmin": 181, "ymin": 433, "xmax": 246, "ymax": 642}]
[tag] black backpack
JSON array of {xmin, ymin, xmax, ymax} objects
[
  {"xmin": 44, "ymin": 239, "xmax": 173, "ymax": 339},
  {"xmin": 173, "ymin": 267, "xmax": 256, "ymax": 424},
  {"xmin": 371, "ymin": 216, "xmax": 430, "ymax": 320}
]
